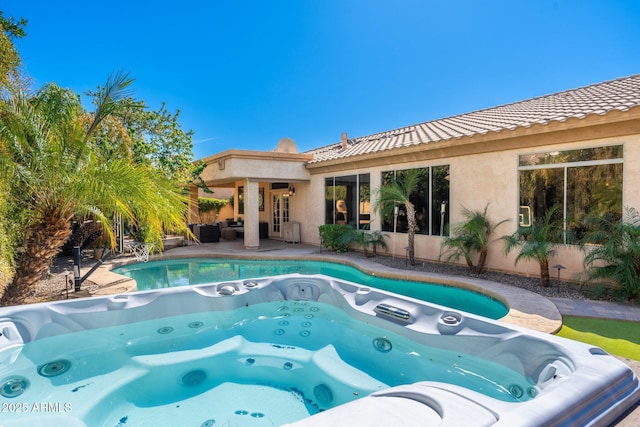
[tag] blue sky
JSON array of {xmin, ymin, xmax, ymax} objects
[{"xmin": 5, "ymin": 1, "xmax": 640, "ymax": 159}]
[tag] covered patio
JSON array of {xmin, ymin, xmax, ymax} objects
[{"xmin": 191, "ymin": 138, "xmax": 313, "ymax": 249}]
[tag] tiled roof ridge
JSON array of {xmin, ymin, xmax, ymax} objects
[
  {"xmin": 396, "ymin": 73, "xmax": 640, "ymax": 131},
  {"xmin": 305, "ymin": 74, "xmax": 640, "ymax": 161}
]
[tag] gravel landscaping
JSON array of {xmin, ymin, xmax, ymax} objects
[{"xmin": 335, "ymin": 251, "xmax": 591, "ymax": 300}]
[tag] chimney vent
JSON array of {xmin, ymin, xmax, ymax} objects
[{"xmin": 341, "ymin": 132, "xmax": 348, "ymax": 150}]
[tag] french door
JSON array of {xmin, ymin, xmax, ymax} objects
[{"xmin": 271, "ymin": 192, "xmax": 290, "ymax": 238}]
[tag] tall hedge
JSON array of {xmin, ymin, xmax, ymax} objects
[{"xmin": 198, "ymin": 197, "xmax": 228, "ymax": 223}]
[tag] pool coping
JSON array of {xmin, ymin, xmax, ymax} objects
[{"xmin": 86, "ymin": 247, "xmax": 562, "ymax": 335}]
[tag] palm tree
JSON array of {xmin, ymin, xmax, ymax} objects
[
  {"xmin": 503, "ymin": 206, "xmax": 565, "ymax": 287},
  {"xmin": 373, "ymin": 169, "xmax": 422, "ymax": 265},
  {"xmin": 580, "ymin": 207, "xmax": 640, "ymax": 300},
  {"xmin": 367, "ymin": 230, "xmax": 389, "ymax": 256},
  {"xmin": 440, "ymin": 204, "xmax": 509, "ymax": 274},
  {"xmin": 0, "ymin": 72, "xmax": 191, "ymax": 306},
  {"xmin": 348, "ymin": 229, "xmax": 389, "ymax": 257}
]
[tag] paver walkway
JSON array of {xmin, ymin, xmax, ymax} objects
[{"xmin": 549, "ymin": 297, "xmax": 640, "ymax": 322}]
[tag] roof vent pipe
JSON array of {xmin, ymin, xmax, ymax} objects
[{"xmin": 341, "ymin": 132, "xmax": 348, "ymax": 150}]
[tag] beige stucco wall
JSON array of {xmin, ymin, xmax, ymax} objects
[
  {"xmin": 448, "ymin": 148, "xmax": 517, "ymax": 272},
  {"xmin": 302, "ymin": 132, "xmax": 638, "ymax": 280},
  {"xmin": 193, "ymin": 111, "xmax": 639, "ymax": 280},
  {"xmin": 624, "ymin": 134, "xmax": 640, "ymax": 208}
]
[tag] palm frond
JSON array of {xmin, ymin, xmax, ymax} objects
[{"xmin": 86, "ymin": 70, "xmax": 135, "ymax": 138}]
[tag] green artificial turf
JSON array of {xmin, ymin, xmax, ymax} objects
[{"xmin": 557, "ymin": 316, "xmax": 640, "ymax": 361}]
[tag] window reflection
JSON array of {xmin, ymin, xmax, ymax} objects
[
  {"xmin": 518, "ymin": 145, "xmax": 623, "ymax": 241},
  {"xmin": 381, "ymin": 166, "xmax": 450, "ymax": 236},
  {"xmin": 325, "ymin": 174, "xmax": 370, "ymax": 229}
]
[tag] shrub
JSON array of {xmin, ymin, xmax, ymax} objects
[
  {"xmin": 580, "ymin": 207, "xmax": 640, "ymax": 300},
  {"xmin": 318, "ymin": 224, "xmax": 353, "ymax": 253},
  {"xmin": 503, "ymin": 206, "xmax": 567, "ymax": 287},
  {"xmin": 198, "ymin": 197, "xmax": 228, "ymax": 223},
  {"xmin": 347, "ymin": 229, "xmax": 388, "ymax": 257},
  {"xmin": 440, "ymin": 204, "xmax": 508, "ymax": 275}
]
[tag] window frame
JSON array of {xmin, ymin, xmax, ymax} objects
[
  {"xmin": 380, "ymin": 165, "xmax": 450, "ymax": 236},
  {"xmin": 517, "ymin": 144, "xmax": 624, "ymax": 242},
  {"xmin": 324, "ymin": 173, "xmax": 371, "ymax": 229}
]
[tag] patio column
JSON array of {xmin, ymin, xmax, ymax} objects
[{"xmin": 243, "ymin": 179, "xmax": 260, "ymax": 249}]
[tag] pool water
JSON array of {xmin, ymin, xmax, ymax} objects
[
  {"xmin": 3, "ymin": 300, "xmax": 533, "ymax": 426},
  {"xmin": 113, "ymin": 258, "xmax": 508, "ymax": 319}
]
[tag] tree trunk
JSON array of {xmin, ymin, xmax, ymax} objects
[
  {"xmin": 477, "ymin": 248, "xmax": 488, "ymax": 275},
  {"xmin": 0, "ymin": 216, "xmax": 71, "ymax": 306},
  {"xmin": 539, "ymin": 258, "xmax": 551, "ymax": 287},
  {"xmin": 406, "ymin": 202, "xmax": 416, "ymax": 266},
  {"xmin": 464, "ymin": 254, "xmax": 476, "ymax": 274}
]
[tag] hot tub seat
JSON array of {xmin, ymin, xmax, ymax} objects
[{"xmin": 0, "ymin": 274, "xmax": 638, "ymax": 427}]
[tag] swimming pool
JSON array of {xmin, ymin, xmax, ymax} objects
[
  {"xmin": 0, "ymin": 274, "xmax": 637, "ymax": 426},
  {"xmin": 112, "ymin": 258, "xmax": 508, "ymax": 319}
]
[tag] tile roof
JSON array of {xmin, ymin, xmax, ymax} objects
[{"xmin": 306, "ymin": 74, "xmax": 640, "ymax": 164}]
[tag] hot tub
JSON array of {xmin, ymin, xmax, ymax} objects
[{"xmin": 0, "ymin": 274, "xmax": 638, "ymax": 426}]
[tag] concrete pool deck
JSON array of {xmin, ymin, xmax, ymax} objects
[{"xmin": 67, "ymin": 238, "xmax": 640, "ymax": 425}]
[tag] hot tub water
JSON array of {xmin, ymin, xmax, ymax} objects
[{"xmin": 0, "ymin": 274, "xmax": 637, "ymax": 426}]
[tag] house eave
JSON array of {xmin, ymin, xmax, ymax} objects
[{"xmin": 195, "ymin": 149, "xmax": 313, "ymax": 187}]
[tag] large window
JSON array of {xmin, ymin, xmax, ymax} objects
[
  {"xmin": 380, "ymin": 166, "xmax": 450, "ymax": 236},
  {"xmin": 519, "ymin": 145, "xmax": 623, "ymax": 240},
  {"xmin": 325, "ymin": 174, "xmax": 370, "ymax": 229}
]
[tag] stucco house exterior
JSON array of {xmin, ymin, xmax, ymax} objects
[{"xmin": 191, "ymin": 74, "xmax": 640, "ymax": 279}]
